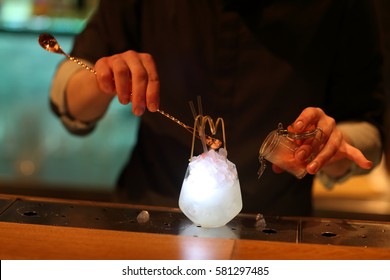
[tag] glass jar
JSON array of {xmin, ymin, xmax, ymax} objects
[{"xmin": 258, "ymin": 123, "xmax": 322, "ymax": 179}]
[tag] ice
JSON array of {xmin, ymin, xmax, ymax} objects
[
  {"xmin": 179, "ymin": 148, "xmax": 242, "ymax": 228},
  {"xmin": 188, "ymin": 148, "xmax": 237, "ymax": 188},
  {"xmin": 255, "ymin": 213, "xmax": 267, "ymax": 229},
  {"xmin": 136, "ymin": 210, "xmax": 150, "ymax": 223}
]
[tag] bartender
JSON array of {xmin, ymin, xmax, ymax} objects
[{"xmin": 49, "ymin": 0, "xmax": 384, "ymax": 216}]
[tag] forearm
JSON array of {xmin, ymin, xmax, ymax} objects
[
  {"xmin": 50, "ymin": 59, "xmax": 114, "ymax": 134},
  {"xmin": 66, "ymin": 69, "xmax": 114, "ymax": 122}
]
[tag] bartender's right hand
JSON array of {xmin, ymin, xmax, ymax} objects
[{"xmin": 94, "ymin": 50, "xmax": 160, "ymax": 116}]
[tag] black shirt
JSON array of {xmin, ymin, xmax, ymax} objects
[{"xmin": 63, "ymin": 0, "xmax": 384, "ymax": 216}]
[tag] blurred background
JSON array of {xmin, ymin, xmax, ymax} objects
[
  {"xmin": 0, "ymin": 0, "xmax": 389, "ymax": 220},
  {"xmin": 0, "ymin": 0, "xmax": 139, "ymax": 200}
]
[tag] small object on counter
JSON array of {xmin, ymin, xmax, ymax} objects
[
  {"xmin": 255, "ymin": 213, "xmax": 267, "ymax": 229},
  {"xmin": 136, "ymin": 210, "xmax": 150, "ymax": 223}
]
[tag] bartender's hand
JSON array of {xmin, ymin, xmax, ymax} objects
[
  {"xmin": 94, "ymin": 50, "xmax": 160, "ymax": 116},
  {"xmin": 271, "ymin": 107, "xmax": 373, "ymax": 176}
]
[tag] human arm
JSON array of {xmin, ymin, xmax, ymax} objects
[
  {"xmin": 50, "ymin": 0, "xmax": 161, "ymax": 131},
  {"xmin": 271, "ymin": 1, "xmax": 384, "ymax": 186}
]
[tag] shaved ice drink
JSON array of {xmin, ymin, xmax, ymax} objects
[{"xmin": 179, "ymin": 148, "xmax": 242, "ymax": 228}]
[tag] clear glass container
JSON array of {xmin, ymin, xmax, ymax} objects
[
  {"xmin": 258, "ymin": 123, "xmax": 322, "ymax": 179},
  {"xmin": 179, "ymin": 149, "xmax": 242, "ymax": 228}
]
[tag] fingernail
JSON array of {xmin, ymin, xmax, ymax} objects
[
  {"xmin": 134, "ymin": 106, "xmax": 145, "ymax": 116},
  {"xmin": 119, "ymin": 98, "xmax": 128, "ymax": 105},
  {"xmin": 294, "ymin": 120, "xmax": 304, "ymax": 130},
  {"xmin": 366, "ymin": 161, "xmax": 373, "ymax": 169},
  {"xmin": 149, "ymin": 102, "xmax": 158, "ymax": 112},
  {"xmin": 308, "ymin": 161, "xmax": 319, "ymax": 173}
]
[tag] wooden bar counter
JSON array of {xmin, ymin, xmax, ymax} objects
[{"xmin": 1, "ymin": 194, "xmax": 390, "ymax": 260}]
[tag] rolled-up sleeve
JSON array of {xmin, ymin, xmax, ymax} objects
[{"xmin": 49, "ymin": 59, "xmax": 97, "ymax": 136}]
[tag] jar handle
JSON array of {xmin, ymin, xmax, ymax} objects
[{"xmin": 277, "ymin": 123, "xmax": 322, "ymax": 140}]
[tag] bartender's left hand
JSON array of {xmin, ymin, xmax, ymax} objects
[{"xmin": 271, "ymin": 107, "xmax": 373, "ymax": 176}]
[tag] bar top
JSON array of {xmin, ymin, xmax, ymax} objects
[{"xmin": 1, "ymin": 193, "xmax": 390, "ymax": 260}]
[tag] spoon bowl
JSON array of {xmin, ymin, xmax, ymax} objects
[{"xmin": 38, "ymin": 33, "xmax": 68, "ymax": 56}]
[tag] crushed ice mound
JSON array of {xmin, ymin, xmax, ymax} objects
[
  {"xmin": 187, "ymin": 148, "xmax": 237, "ymax": 190},
  {"xmin": 179, "ymin": 148, "xmax": 242, "ymax": 228}
]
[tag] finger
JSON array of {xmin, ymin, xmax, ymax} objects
[
  {"xmin": 95, "ymin": 57, "xmax": 115, "ymax": 93},
  {"xmin": 306, "ymin": 132, "xmax": 342, "ymax": 174},
  {"xmin": 292, "ymin": 108, "xmax": 336, "ymax": 142},
  {"xmin": 292, "ymin": 107, "xmax": 323, "ymax": 132},
  {"xmin": 344, "ymin": 144, "xmax": 373, "ymax": 169},
  {"xmin": 295, "ymin": 144, "xmax": 314, "ymax": 162},
  {"xmin": 111, "ymin": 57, "xmax": 132, "ymax": 104},
  {"xmin": 123, "ymin": 50, "xmax": 148, "ymax": 116},
  {"xmin": 139, "ymin": 53, "xmax": 160, "ymax": 112}
]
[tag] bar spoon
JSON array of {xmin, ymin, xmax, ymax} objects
[{"xmin": 38, "ymin": 33, "xmax": 222, "ymax": 150}]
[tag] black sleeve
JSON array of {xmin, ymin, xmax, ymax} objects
[
  {"xmin": 70, "ymin": 0, "xmax": 141, "ymax": 63},
  {"xmin": 325, "ymin": 0, "xmax": 384, "ymax": 139}
]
